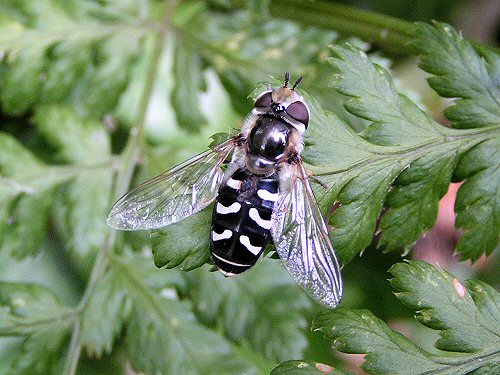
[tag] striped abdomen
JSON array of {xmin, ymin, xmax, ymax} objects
[{"xmin": 210, "ymin": 168, "xmax": 279, "ymax": 275}]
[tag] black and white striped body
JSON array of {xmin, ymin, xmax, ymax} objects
[{"xmin": 211, "ymin": 168, "xmax": 279, "ymax": 275}]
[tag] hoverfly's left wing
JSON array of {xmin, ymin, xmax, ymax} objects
[
  {"xmin": 271, "ymin": 159, "xmax": 343, "ymax": 308},
  {"xmin": 107, "ymin": 137, "xmax": 237, "ymax": 230}
]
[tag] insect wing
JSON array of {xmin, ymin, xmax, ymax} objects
[
  {"xmin": 271, "ymin": 160, "xmax": 343, "ymax": 308},
  {"xmin": 107, "ymin": 137, "xmax": 236, "ymax": 230}
]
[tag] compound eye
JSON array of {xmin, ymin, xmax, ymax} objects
[
  {"xmin": 286, "ymin": 101, "xmax": 309, "ymax": 126},
  {"xmin": 254, "ymin": 92, "xmax": 273, "ymax": 108}
]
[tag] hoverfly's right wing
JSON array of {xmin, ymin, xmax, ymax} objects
[
  {"xmin": 271, "ymin": 159, "xmax": 343, "ymax": 308},
  {"xmin": 107, "ymin": 137, "xmax": 237, "ymax": 230}
]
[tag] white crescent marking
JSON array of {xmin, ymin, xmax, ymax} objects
[
  {"xmin": 239, "ymin": 235, "xmax": 262, "ymax": 255},
  {"xmin": 212, "ymin": 253, "xmax": 248, "ymax": 267},
  {"xmin": 257, "ymin": 189, "xmax": 279, "ymax": 202},
  {"xmin": 216, "ymin": 202, "xmax": 241, "ymax": 214},
  {"xmin": 249, "ymin": 208, "xmax": 272, "ymax": 230},
  {"xmin": 212, "ymin": 229, "xmax": 233, "ymax": 241},
  {"xmin": 226, "ymin": 178, "xmax": 242, "ymax": 190}
]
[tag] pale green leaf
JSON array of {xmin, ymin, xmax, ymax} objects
[
  {"xmin": 171, "ymin": 39, "xmax": 206, "ymax": 132},
  {"xmin": 32, "ymin": 105, "xmax": 113, "ymax": 255},
  {"xmin": 0, "ymin": 0, "xmax": 146, "ymax": 117},
  {"xmin": 182, "ymin": 8, "xmax": 340, "ymax": 116},
  {"xmin": 55, "ymin": 171, "xmax": 112, "ymax": 255},
  {"xmin": 0, "ymin": 134, "xmax": 72, "ymax": 258},
  {"xmin": 0, "ymin": 191, "xmax": 55, "ymax": 259},
  {"xmin": 81, "ymin": 253, "xmax": 186, "ymax": 358},
  {"xmin": 33, "ymin": 105, "xmax": 111, "ymax": 165},
  {"xmin": 0, "ymin": 283, "xmax": 74, "ymax": 375}
]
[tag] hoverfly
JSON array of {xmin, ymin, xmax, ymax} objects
[{"xmin": 107, "ymin": 73, "xmax": 343, "ymax": 308}]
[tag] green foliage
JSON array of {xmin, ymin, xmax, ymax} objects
[
  {"xmin": 311, "ymin": 261, "xmax": 500, "ymax": 374},
  {"xmin": 306, "ymin": 24, "xmax": 499, "ymax": 262},
  {"xmin": 0, "ymin": 106, "xmax": 113, "ymax": 258},
  {"xmin": 152, "ymin": 206, "xmax": 212, "ymax": 271},
  {"xmin": 0, "ymin": 283, "xmax": 74, "ymax": 375},
  {"xmin": 110, "ymin": 255, "xmax": 258, "ymax": 375},
  {"xmin": 186, "ymin": 261, "xmax": 311, "ymax": 362},
  {"xmin": 412, "ymin": 22, "xmax": 500, "ymax": 129},
  {"xmin": 412, "ymin": 22, "xmax": 500, "ymax": 261},
  {"xmin": 0, "ymin": 0, "xmax": 498, "ymax": 374},
  {"xmin": 0, "ymin": 0, "xmax": 144, "ymax": 117},
  {"xmin": 80, "ymin": 270, "xmax": 130, "ymax": 357}
]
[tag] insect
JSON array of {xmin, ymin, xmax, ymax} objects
[{"xmin": 107, "ymin": 73, "xmax": 343, "ymax": 308}]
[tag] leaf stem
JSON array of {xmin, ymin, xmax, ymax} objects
[
  {"xmin": 0, "ymin": 310, "xmax": 78, "ymax": 335},
  {"xmin": 62, "ymin": 320, "xmax": 82, "ymax": 375},
  {"xmin": 0, "ymin": 158, "xmax": 119, "ymax": 194},
  {"xmin": 61, "ymin": 3, "xmax": 176, "ymax": 374}
]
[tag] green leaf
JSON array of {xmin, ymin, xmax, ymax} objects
[
  {"xmin": 389, "ymin": 261, "xmax": 500, "ymax": 352},
  {"xmin": 187, "ymin": 261, "xmax": 311, "ymax": 362},
  {"xmin": 0, "ymin": 106, "xmax": 115, "ymax": 258},
  {"xmin": 33, "ymin": 105, "xmax": 111, "ymax": 165},
  {"xmin": 454, "ymin": 140, "xmax": 500, "ymax": 261},
  {"xmin": 54, "ymin": 170, "xmax": 112, "ymax": 255},
  {"xmin": 271, "ymin": 360, "xmax": 350, "ymax": 375},
  {"xmin": 182, "ymin": 7, "xmax": 339, "ymax": 114},
  {"xmin": 109, "ymin": 254, "xmax": 259, "ymax": 375},
  {"xmin": 377, "ymin": 147, "xmax": 458, "ymax": 253},
  {"xmin": 0, "ymin": 0, "xmax": 145, "ymax": 117},
  {"xmin": 410, "ymin": 22, "xmax": 500, "ymax": 260},
  {"xmin": 171, "ymin": 39, "xmax": 206, "ymax": 131},
  {"xmin": 152, "ymin": 206, "xmax": 212, "ymax": 271},
  {"xmin": 412, "ymin": 22, "xmax": 500, "ymax": 129},
  {"xmin": 329, "ymin": 44, "xmax": 444, "ymax": 147},
  {"xmin": 0, "ymin": 283, "xmax": 74, "ymax": 375},
  {"xmin": 0, "ymin": 190, "xmax": 55, "ymax": 259},
  {"xmin": 312, "ymin": 261, "xmax": 500, "ymax": 374},
  {"xmin": 0, "ymin": 133, "xmax": 54, "ymax": 188},
  {"xmin": 328, "ymin": 161, "xmax": 399, "ymax": 261},
  {"xmin": 80, "ymin": 271, "xmax": 130, "ymax": 358},
  {"xmin": 307, "ymin": 38, "xmax": 498, "ymax": 262},
  {"xmin": 80, "ymin": 253, "xmax": 186, "ymax": 358},
  {"xmin": 0, "ymin": 134, "xmax": 70, "ymax": 258},
  {"xmin": 33, "ymin": 105, "xmax": 113, "ymax": 255}
]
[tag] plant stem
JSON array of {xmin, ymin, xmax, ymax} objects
[
  {"xmin": 61, "ymin": 3, "xmax": 175, "ymax": 374},
  {"xmin": 62, "ymin": 320, "xmax": 82, "ymax": 375}
]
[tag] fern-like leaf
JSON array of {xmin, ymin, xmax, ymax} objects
[{"xmin": 310, "ymin": 261, "xmax": 500, "ymax": 374}]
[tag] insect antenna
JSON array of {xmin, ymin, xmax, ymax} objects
[
  {"xmin": 292, "ymin": 76, "xmax": 303, "ymax": 89},
  {"xmin": 284, "ymin": 71, "xmax": 290, "ymax": 87}
]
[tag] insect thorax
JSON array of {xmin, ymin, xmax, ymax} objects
[{"xmin": 244, "ymin": 115, "xmax": 296, "ymax": 175}]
